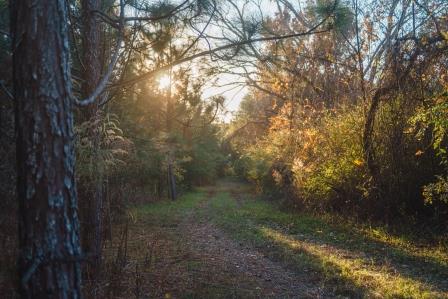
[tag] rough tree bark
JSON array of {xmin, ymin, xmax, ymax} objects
[
  {"xmin": 81, "ymin": 0, "xmax": 104, "ymax": 277},
  {"xmin": 11, "ymin": 0, "xmax": 83, "ymax": 297}
]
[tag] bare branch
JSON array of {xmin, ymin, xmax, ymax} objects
[
  {"xmin": 223, "ymin": 120, "xmax": 268, "ymax": 144},
  {"xmin": 74, "ymin": 0, "xmax": 125, "ymax": 107},
  {"xmin": 181, "ymin": 0, "xmax": 217, "ymax": 58},
  {"xmin": 94, "ymin": 0, "xmax": 192, "ymax": 25},
  {"xmin": 114, "ymin": 16, "xmax": 331, "ymax": 87},
  {"xmin": 0, "ymin": 80, "xmax": 14, "ymax": 101}
]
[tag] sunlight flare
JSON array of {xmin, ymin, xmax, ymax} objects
[{"xmin": 158, "ymin": 75, "xmax": 171, "ymax": 90}]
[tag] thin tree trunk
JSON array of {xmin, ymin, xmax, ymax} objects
[
  {"xmin": 362, "ymin": 89, "xmax": 383, "ymax": 178},
  {"xmin": 11, "ymin": 0, "xmax": 83, "ymax": 297},
  {"xmin": 168, "ymin": 160, "xmax": 177, "ymax": 201},
  {"xmin": 166, "ymin": 61, "xmax": 176, "ymax": 200}
]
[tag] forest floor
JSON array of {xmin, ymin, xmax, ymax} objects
[{"xmin": 96, "ymin": 179, "xmax": 448, "ymax": 299}]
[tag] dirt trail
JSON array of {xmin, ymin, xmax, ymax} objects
[
  {"xmin": 97, "ymin": 180, "xmax": 448, "ymax": 298},
  {"xmin": 181, "ymin": 188, "xmax": 322, "ymax": 298},
  {"xmin": 101, "ymin": 182, "xmax": 323, "ymax": 298}
]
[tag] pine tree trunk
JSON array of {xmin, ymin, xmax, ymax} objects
[
  {"xmin": 166, "ymin": 67, "xmax": 176, "ymax": 201},
  {"xmin": 81, "ymin": 0, "xmax": 104, "ymax": 277},
  {"xmin": 11, "ymin": 0, "xmax": 83, "ymax": 297},
  {"xmin": 168, "ymin": 161, "xmax": 177, "ymax": 201}
]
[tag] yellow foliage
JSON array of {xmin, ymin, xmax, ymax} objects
[
  {"xmin": 441, "ymin": 31, "xmax": 448, "ymax": 41},
  {"xmin": 415, "ymin": 150, "xmax": 424, "ymax": 156},
  {"xmin": 353, "ymin": 159, "xmax": 364, "ymax": 166}
]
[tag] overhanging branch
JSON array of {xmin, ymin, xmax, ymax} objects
[{"xmin": 113, "ymin": 18, "xmax": 330, "ymax": 87}]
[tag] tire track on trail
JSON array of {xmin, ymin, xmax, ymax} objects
[
  {"xmin": 178, "ymin": 184, "xmax": 325, "ymax": 298},
  {"xmin": 104, "ymin": 182, "xmax": 325, "ymax": 298}
]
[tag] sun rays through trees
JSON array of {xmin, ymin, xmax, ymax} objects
[{"xmin": 0, "ymin": 0, "xmax": 447, "ymax": 297}]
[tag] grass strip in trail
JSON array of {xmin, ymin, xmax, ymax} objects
[
  {"xmin": 130, "ymin": 191, "xmax": 206, "ymax": 226},
  {"xmin": 100, "ymin": 180, "xmax": 448, "ymax": 298},
  {"xmin": 206, "ymin": 183, "xmax": 448, "ymax": 299}
]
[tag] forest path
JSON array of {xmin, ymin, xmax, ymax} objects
[
  {"xmin": 100, "ymin": 179, "xmax": 321, "ymax": 298},
  {"xmin": 99, "ymin": 179, "xmax": 448, "ymax": 299},
  {"xmin": 176, "ymin": 183, "xmax": 321, "ymax": 298}
]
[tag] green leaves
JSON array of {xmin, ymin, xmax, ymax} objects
[
  {"xmin": 411, "ymin": 90, "xmax": 448, "ymax": 165},
  {"xmin": 75, "ymin": 112, "xmax": 130, "ymax": 177},
  {"xmin": 311, "ymin": 0, "xmax": 354, "ymax": 34}
]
